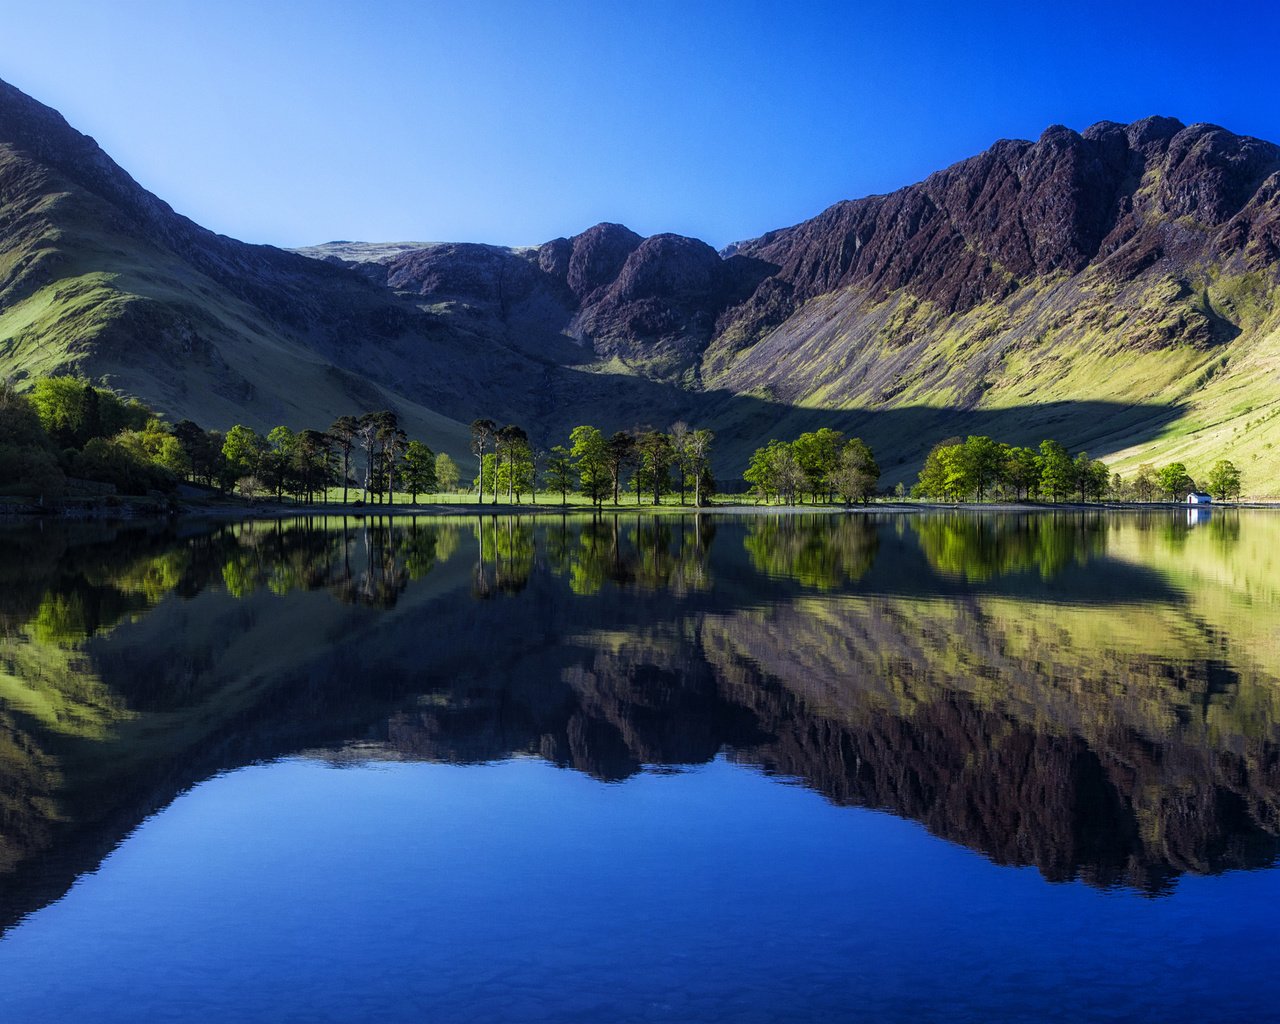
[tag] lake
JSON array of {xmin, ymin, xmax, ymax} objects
[{"xmin": 0, "ymin": 509, "xmax": 1277, "ymax": 1022}]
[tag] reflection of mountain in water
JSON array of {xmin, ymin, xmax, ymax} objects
[{"xmin": 0, "ymin": 511, "xmax": 1277, "ymax": 928}]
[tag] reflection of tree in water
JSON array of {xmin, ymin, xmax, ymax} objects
[
  {"xmin": 472, "ymin": 516, "xmax": 536, "ymax": 598},
  {"xmin": 328, "ymin": 521, "xmax": 409, "ymax": 609},
  {"xmin": 540, "ymin": 515, "xmax": 715, "ymax": 596},
  {"xmin": 743, "ymin": 515, "xmax": 879, "ymax": 589},
  {"xmin": 911, "ymin": 512, "xmax": 1109, "ymax": 581}
]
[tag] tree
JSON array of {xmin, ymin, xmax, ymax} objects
[
  {"xmin": 686, "ymin": 428, "xmax": 715, "ymax": 506},
  {"xmin": 470, "ymin": 419, "xmax": 498, "ymax": 503},
  {"xmin": 1206, "ymin": 459, "xmax": 1242, "ymax": 501},
  {"xmin": 569, "ymin": 425, "xmax": 609, "ymax": 505},
  {"xmin": 792, "ymin": 427, "xmax": 844, "ymax": 502},
  {"xmin": 604, "ymin": 430, "xmax": 637, "ymax": 505},
  {"xmin": 29, "ymin": 377, "xmax": 100, "ymax": 448},
  {"xmin": 355, "ymin": 413, "xmax": 382, "ymax": 503},
  {"xmin": 329, "ymin": 415, "xmax": 360, "ymax": 503},
  {"xmin": 961, "ymin": 435, "xmax": 1001, "ymax": 501},
  {"xmin": 222, "ymin": 424, "xmax": 265, "ymax": 484},
  {"xmin": 375, "ymin": 412, "xmax": 407, "ymax": 505},
  {"xmin": 1037, "ymin": 440, "xmax": 1075, "ymax": 502},
  {"xmin": 635, "ymin": 430, "xmax": 675, "ymax": 505},
  {"xmin": 744, "ymin": 440, "xmax": 785, "ymax": 503},
  {"xmin": 1133, "ymin": 463, "xmax": 1158, "ymax": 502},
  {"xmin": 544, "ymin": 445, "xmax": 574, "ymax": 505},
  {"xmin": 495, "ymin": 424, "xmax": 530, "ymax": 503},
  {"xmin": 435, "ymin": 452, "xmax": 460, "ymax": 493},
  {"xmin": 669, "ymin": 421, "xmax": 692, "ymax": 504},
  {"xmin": 1077, "ymin": 457, "xmax": 1110, "ymax": 502},
  {"xmin": 265, "ymin": 425, "xmax": 298, "ymax": 500},
  {"xmin": 403, "ymin": 440, "xmax": 437, "ymax": 502},
  {"xmin": 295, "ymin": 429, "xmax": 332, "ymax": 503},
  {"xmin": 745, "ymin": 440, "xmax": 805, "ymax": 504},
  {"xmin": 830, "ymin": 437, "xmax": 880, "ymax": 504},
  {"xmin": 912, "ymin": 438, "xmax": 963, "ymax": 500},
  {"xmin": 113, "ymin": 419, "xmax": 189, "ymax": 479},
  {"xmin": 1157, "ymin": 462, "xmax": 1194, "ymax": 501},
  {"xmin": 172, "ymin": 420, "xmax": 222, "ymax": 486},
  {"xmin": 1001, "ymin": 446, "xmax": 1040, "ymax": 500}
]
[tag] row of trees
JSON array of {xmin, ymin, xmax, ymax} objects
[
  {"xmin": 218, "ymin": 413, "xmax": 459, "ymax": 505},
  {"xmin": 470, "ymin": 419, "xmax": 718, "ymax": 507},
  {"xmin": 0, "ymin": 376, "xmax": 467, "ymax": 502},
  {"xmin": 912, "ymin": 435, "xmax": 1245, "ymax": 503},
  {"xmin": 2, "ymin": 375, "xmax": 1251, "ymax": 507},
  {"xmin": 743, "ymin": 429, "xmax": 881, "ymax": 504}
]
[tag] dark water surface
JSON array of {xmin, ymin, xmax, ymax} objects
[{"xmin": 0, "ymin": 509, "xmax": 1277, "ymax": 1022}]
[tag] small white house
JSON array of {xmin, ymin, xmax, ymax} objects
[{"xmin": 1187, "ymin": 492, "xmax": 1213, "ymax": 504}]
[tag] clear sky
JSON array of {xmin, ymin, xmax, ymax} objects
[{"xmin": 2, "ymin": 0, "xmax": 1278, "ymax": 250}]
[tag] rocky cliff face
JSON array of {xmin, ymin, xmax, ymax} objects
[{"xmin": 719, "ymin": 117, "xmax": 1280, "ymax": 341}]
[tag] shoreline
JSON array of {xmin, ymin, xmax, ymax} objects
[{"xmin": 3, "ymin": 494, "xmax": 1277, "ymax": 525}]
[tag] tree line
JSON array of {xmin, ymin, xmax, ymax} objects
[
  {"xmin": 470, "ymin": 419, "xmax": 717, "ymax": 507},
  {"xmin": 912, "ymin": 435, "xmax": 1244, "ymax": 503},
  {"xmin": 1, "ymin": 374, "xmax": 1250, "ymax": 506},
  {"xmin": 0, "ymin": 375, "xmax": 463, "ymax": 503},
  {"xmin": 743, "ymin": 429, "xmax": 881, "ymax": 504}
]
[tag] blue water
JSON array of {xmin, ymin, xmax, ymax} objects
[
  {"xmin": 1, "ymin": 511, "xmax": 1279, "ymax": 1021},
  {"xmin": 2, "ymin": 756, "xmax": 1276, "ymax": 1023}
]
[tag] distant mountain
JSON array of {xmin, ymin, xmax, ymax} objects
[{"xmin": 3, "ymin": 72, "xmax": 1279, "ymax": 485}]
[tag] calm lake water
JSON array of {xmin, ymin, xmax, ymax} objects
[{"xmin": 0, "ymin": 509, "xmax": 1277, "ymax": 1022}]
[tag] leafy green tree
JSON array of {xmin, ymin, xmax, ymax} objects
[
  {"xmin": 115, "ymin": 419, "xmax": 190, "ymax": 478},
  {"xmin": 636, "ymin": 430, "xmax": 676, "ymax": 505},
  {"xmin": 544, "ymin": 445, "xmax": 574, "ymax": 505},
  {"xmin": 830, "ymin": 437, "xmax": 880, "ymax": 503},
  {"xmin": 1206, "ymin": 459, "xmax": 1242, "ymax": 501},
  {"xmin": 792, "ymin": 427, "xmax": 844, "ymax": 502},
  {"xmin": 912, "ymin": 437, "xmax": 963, "ymax": 500},
  {"xmin": 1001, "ymin": 445, "xmax": 1040, "ymax": 500},
  {"xmin": 1133, "ymin": 463, "xmax": 1158, "ymax": 502},
  {"xmin": 29, "ymin": 377, "xmax": 101, "ymax": 448},
  {"xmin": 1037, "ymin": 440, "xmax": 1075, "ymax": 502},
  {"xmin": 403, "ymin": 440, "xmax": 437, "ymax": 502},
  {"xmin": 744, "ymin": 440, "xmax": 782, "ymax": 503},
  {"xmin": 435, "ymin": 452, "xmax": 460, "ymax": 493},
  {"xmin": 496, "ymin": 437, "xmax": 535, "ymax": 502},
  {"xmin": 1157, "ymin": 462, "xmax": 1194, "ymax": 501},
  {"xmin": 264, "ymin": 426, "xmax": 298, "ymax": 500},
  {"xmin": 222, "ymin": 424, "xmax": 265, "ymax": 484},
  {"xmin": 1073, "ymin": 455, "xmax": 1110, "ymax": 502},
  {"xmin": 569, "ymin": 425, "xmax": 609, "ymax": 505},
  {"xmin": 960, "ymin": 435, "xmax": 1001, "ymax": 501},
  {"xmin": 0, "ymin": 381, "xmax": 65, "ymax": 497}
]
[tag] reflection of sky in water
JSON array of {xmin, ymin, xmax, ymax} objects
[{"xmin": 2, "ymin": 757, "xmax": 1278, "ymax": 1024}]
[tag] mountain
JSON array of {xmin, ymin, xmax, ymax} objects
[{"xmin": 2, "ymin": 72, "xmax": 1279, "ymax": 485}]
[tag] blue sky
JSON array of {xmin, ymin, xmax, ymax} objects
[{"xmin": 3, "ymin": 0, "xmax": 1278, "ymax": 249}]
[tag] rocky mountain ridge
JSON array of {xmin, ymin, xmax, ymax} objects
[{"xmin": 3, "ymin": 70, "xmax": 1279, "ymax": 484}]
